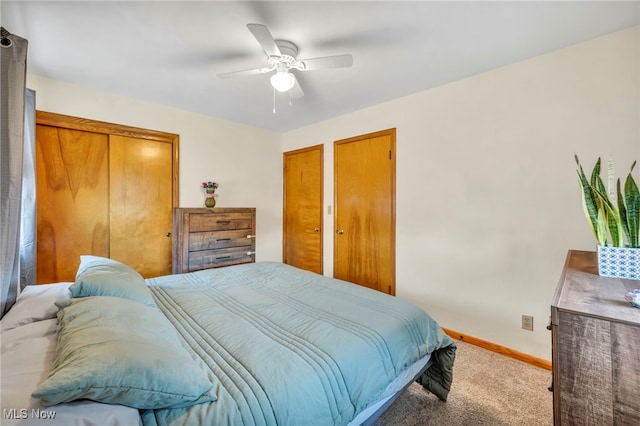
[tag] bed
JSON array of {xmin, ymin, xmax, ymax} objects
[{"xmin": 1, "ymin": 257, "xmax": 455, "ymax": 425}]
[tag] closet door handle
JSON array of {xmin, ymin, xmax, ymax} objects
[
  {"xmin": 336, "ymin": 229, "xmax": 344, "ymax": 235},
  {"xmin": 314, "ymin": 228, "xmax": 320, "ymax": 233}
]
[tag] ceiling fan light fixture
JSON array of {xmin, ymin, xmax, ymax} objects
[{"xmin": 270, "ymin": 70, "xmax": 296, "ymax": 92}]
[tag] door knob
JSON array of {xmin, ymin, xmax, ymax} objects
[
  {"xmin": 336, "ymin": 229, "xmax": 344, "ymax": 235},
  {"xmin": 166, "ymin": 232, "xmax": 171, "ymax": 237},
  {"xmin": 314, "ymin": 228, "xmax": 320, "ymax": 233}
]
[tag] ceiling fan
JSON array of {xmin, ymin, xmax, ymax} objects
[{"xmin": 217, "ymin": 24, "xmax": 353, "ymax": 99}]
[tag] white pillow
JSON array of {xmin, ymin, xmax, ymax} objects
[{"xmin": 1, "ymin": 283, "xmax": 71, "ymax": 332}]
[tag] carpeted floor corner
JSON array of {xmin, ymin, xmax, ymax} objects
[{"xmin": 374, "ymin": 340, "xmax": 553, "ymax": 425}]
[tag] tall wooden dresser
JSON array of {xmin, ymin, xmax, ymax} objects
[
  {"xmin": 172, "ymin": 208, "xmax": 256, "ymax": 273},
  {"xmin": 550, "ymin": 250, "xmax": 640, "ymax": 425}
]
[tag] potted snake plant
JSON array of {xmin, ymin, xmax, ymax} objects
[{"xmin": 575, "ymin": 155, "xmax": 639, "ymax": 280}]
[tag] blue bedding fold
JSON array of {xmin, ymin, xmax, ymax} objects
[{"xmin": 142, "ymin": 262, "xmax": 454, "ymax": 426}]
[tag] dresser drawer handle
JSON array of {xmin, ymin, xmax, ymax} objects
[
  {"xmin": 247, "ymin": 235, "xmax": 256, "ymax": 239},
  {"xmin": 247, "ymin": 251, "xmax": 256, "ymax": 256},
  {"xmin": 215, "ymin": 238, "xmax": 230, "ymax": 242},
  {"xmin": 215, "ymin": 256, "xmax": 232, "ymax": 260}
]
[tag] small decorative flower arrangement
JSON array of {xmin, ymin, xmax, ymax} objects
[
  {"xmin": 202, "ymin": 181, "xmax": 219, "ymax": 192},
  {"xmin": 202, "ymin": 181, "xmax": 219, "ymax": 208}
]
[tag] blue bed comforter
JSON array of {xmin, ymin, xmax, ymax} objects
[{"xmin": 142, "ymin": 262, "xmax": 454, "ymax": 426}]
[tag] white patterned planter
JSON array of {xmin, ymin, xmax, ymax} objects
[{"xmin": 597, "ymin": 246, "xmax": 640, "ymax": 280}]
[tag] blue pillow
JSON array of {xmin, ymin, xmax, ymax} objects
[
  {"xmin": 32, "ymin": 296, "xmax": 216, "ymax": 409},
  {"xmin": 70, "ymin": 255, "xmax": 156, "ymax": 307}
]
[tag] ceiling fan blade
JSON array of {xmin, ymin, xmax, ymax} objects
[
  {"xmin": 217, "ymin": 66, "xmax": 272, "ymax": 79},
  {"xmin": 247, "ymin": 23, "xmax": 281, "ymax": 58},
  {"xmin": 289, "ymin": 78, "xmax": 304, "ymax": 100},
  {"xmin": 297, "ymin": 54, "xmax": 353, "ymax": 71}
]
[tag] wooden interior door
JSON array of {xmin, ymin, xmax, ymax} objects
[
  {"xmin": 283, "ymin": 145, "xmax": 323, "ymax": 274},
  {"xmin": 334, "ymin": 129, "xmax": 396, "ymax": 294},
  {"xmin": 109, "ymin": 135, "xmax": 174, "ymax": 278},
  {"xmin": 35, "ymin": 111, "xmax": 179, "ymax": 283},
  {"xmin": 36, "ymin": 125, "xmax": 110, "ymax": 283}
]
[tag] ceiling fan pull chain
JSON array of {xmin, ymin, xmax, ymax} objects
[
  {"xmin": 288, "ymin": 91, "xmax": 292, "ymax": 106},
  {"xmin": 272, "ymin": 87, "xmax": 277, "ymax": 114}
]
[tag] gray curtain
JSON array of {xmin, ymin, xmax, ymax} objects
[{"xmin": 1, "ymin": 28, "xmax": 29, "ymax": 317}]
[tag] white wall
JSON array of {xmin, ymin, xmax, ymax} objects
[
  {"xmin": 282, "ymin": 27, "xmax": 640, "ymax": 360},
  {"xmin": 27, "ymin": 74, "xmax": 284, "ymax": 262}
]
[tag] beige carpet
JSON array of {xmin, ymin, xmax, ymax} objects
[{"xmin": 374, "ymin": 340, "xmax": 553, "ymax": 426}]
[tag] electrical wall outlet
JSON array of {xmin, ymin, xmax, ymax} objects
[{"xmin": 522, "ymin": 315, "xmax": 534, "ymax": 331}]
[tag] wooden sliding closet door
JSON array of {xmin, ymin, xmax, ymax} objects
[
  {"xmin": 35, "ymin": 112, "xmax": 179, "ymax": 284},
  {"xmin": 36, "ymin": 126, "xmax": 110, "ymax": 282},
  {"xmin": 109, "ymin": 135, "xmax": 174, "ymax": 278}
]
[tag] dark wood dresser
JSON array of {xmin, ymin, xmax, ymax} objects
[
  {"xmin": 172, "ymin": 208, "xmax": 256, "ymax": 273},
  {"xmin": 550, "ymin": 250, "xmax": 640, "ymax": 425}
]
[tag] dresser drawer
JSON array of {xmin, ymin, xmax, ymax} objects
[
  {"xmin": 188, "ymin": 212, "xmax": 253, "ymax": 232},
  {"xmin": 189, "ymin": 229, "xmax": 253, "ymax": 251},
  {"xmin": 188, "ymin": 246, "xmax": 255, "ymax": 271}
]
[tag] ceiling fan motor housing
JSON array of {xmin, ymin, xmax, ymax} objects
[{"xmin": 271, "ymin": 40, "xmax": 298, "ymax": 65}]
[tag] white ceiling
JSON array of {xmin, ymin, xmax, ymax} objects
[{"xmin": 2, "ymin": 1, "xmax": 638, "ymax": 132}]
